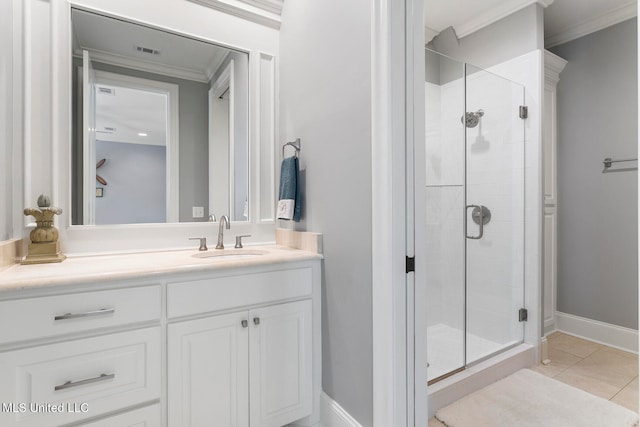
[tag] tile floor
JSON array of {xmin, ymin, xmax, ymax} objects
[{"xmin": 428, "ymin": 332, "xmax": 638, "ymax": 426}]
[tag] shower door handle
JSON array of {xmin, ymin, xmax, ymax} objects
[{"xmin": 466, "ymin": 204, "xmax": 484, "ymax": 239}]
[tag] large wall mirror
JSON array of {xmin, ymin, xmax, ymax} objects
[{"xmin": 71, "ymin": 8, "xmax": 249, "ymax": 225}]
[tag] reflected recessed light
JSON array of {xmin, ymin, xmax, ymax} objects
[{"xmin": 138, "ymin": 132, "xmax": 148, "ymax": 137}]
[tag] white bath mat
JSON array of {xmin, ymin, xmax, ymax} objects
[{"xmin": 436, "ymin": 369, "xmax": 639, "ymax": 427}]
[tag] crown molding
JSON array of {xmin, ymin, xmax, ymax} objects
[
  {"xmin": 75, "ymin": 48, "xmax": 209, "ymax": 83},
  {"xmin": 544, "ymin": 50, "xmax": 567, "ymax": 75},
  {"xmin": 545, "ymin": 1, "xmax": 637, "ymax": 48},
  {"xmin": 237, "ymin": 0, "xmax": 283, "ymax": 15},
  {"xmin": 205, "ymin": 51, "xmax": 231, "ymax": 83},
  {"xmin": 455, "ymin": 0, "xmax": 553, "ymax": 39},
  {"xmin": 424, "ymin": 26, "xmax": 439, "ymax": 44},
  {"xmin": 544, "ymin": 50, "xmax": 567, "ymax": 86},
  {"xmin": 187, "ymin": 0, "xmax": 281, "ymax": 29}
]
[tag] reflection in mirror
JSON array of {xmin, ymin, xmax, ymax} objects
[{"xmin": 71, "ymin": 8, "xmax": 249, "ymax": 225}]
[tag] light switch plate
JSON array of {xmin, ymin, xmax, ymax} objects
[{"xmin": 192, "ymin": 206, "xmax": 204, "ymax": 218}]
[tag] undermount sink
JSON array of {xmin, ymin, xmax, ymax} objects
[{"xmin": 192, "ymin": 249, "xmax": 268, "ymax": 259}]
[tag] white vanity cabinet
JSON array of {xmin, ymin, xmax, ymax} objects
[
  {"xmin": 168, "ymin": 300, "xmax": 312, "ymax": 427},
  {"xmin": 0, "ymin": 252, "xmax": 322, "ymax": 427},
  {"xmin": 167, "ymin": 267, "xmax": 316, "ymax": 427}
]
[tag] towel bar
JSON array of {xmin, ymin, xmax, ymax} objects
[{"xmin": 603, "ymin": 157, "xmax": 637, "ymax": 168}]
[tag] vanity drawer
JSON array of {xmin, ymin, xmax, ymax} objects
[
  {"xmin": 167, "ymin": 268, "xmax": 313, "ymax": 318},
  {"xmin": 0, "ymin": 286, "xmax": 160, "ymax": 344},
  {"xmin": 77, "ymin": 403, "xmax": 161, "ymax": 426},
  {"xmin": 0, "ymin": 327, "xmax": 161, "ymax": 427}
]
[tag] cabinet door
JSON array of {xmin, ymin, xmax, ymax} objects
[
  {"xmin": 249, "ymin": 300, "xmax": 312, "ymax": 427},
  {"xmin": 168, "ymin": 312, "xmax": 249, "ymax": 427}
]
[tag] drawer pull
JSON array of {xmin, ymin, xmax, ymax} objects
[
  {"xmin": 253, "ymin": 317, "xmax": 260, "ymax": 326},
  {"xmin": 54, "ymin": 373, "xmax": 115, "ymax": 391},
  {"xmin": 54, "ymin": 308, "xmax": 115, "ymax": 321},
  {"xmin": 241, "ymin": 320, "xmax": 248, "ymax": 328}
]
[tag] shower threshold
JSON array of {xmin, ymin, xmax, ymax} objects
[
  {"xmin": 428, "ymin": 366, "xmax": 465, "ymax": 386},
  {"xmin": 427, "ymin": 323, "xmax": 511, "ymax": 382}
]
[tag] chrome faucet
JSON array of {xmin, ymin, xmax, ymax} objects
[{"xmin": 216, "ymin": 215, "xmax": 230, "ymax": 249}]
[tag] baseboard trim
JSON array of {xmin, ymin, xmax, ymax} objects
[
  {"xmin": 556, "ymin": 311, "xmax": 638, "ymax": 354},
  {"xmin": 319, "ymin": 392, "xmax": 362, "ymax": 427}
]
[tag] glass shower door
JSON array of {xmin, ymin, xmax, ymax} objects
[
  {"xmin": 425, "ymin": 50, "xmax": 466, "ymax": 382},
  {"xmin": 464, "ymin": 64, "xmax": 525, "ymax": 365},
  {"xmin": 424, "ymin": 49, "xmax": 526, "ymax": 383}
]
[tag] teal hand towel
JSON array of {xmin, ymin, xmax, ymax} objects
[{"xmin": 277, "ymin": 156, "xmax": 301, "ymax": 221}]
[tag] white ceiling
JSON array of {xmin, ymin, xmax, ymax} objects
[
  {"xmin": 72, "ymin": 8, "xmax": 230, "ymax": 82},
  {"xmin": 424, "ymin": 0, "xmax": 637, "ymax": 47},
  {"xmin": 95, "ymin": 85, "xmax": 167, "ymax": 147}
]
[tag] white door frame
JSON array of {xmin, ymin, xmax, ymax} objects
[
  {"xmin": 81, "ymin": 50, "xmax": 96, "ymax": 225},
  {"xmin": 209, "ymin": 59, "xmax": 235, "ymax": 219},
  {"xmin": 371, "ymin": 0, "xmax": 425, "ymax": 426},
  {"xmin": 407, "ymin": 0, "xmax": 426, "ymax": 426}
]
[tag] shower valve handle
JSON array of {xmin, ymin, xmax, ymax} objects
[{"xmin": 466, "ymin": 204, "xmax": 484, "ymax": 239}]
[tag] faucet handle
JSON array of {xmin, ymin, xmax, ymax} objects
[
  {"xmin": 234, "ymin": 235, "xmax": 251, "ymax": 249},
  {"xmin": 208, "ymin": 214, "xmax": 216, "ymax": 222},
  {"xmin": 189, "ymin": 237, "xmax": 208, "ymax": 251}
]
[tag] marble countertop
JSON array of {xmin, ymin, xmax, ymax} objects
[{"xmin": 0, "ymin": 245, "xmax": 322, "ymax": 292}]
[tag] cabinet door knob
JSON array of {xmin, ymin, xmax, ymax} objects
[
  {"xmin": 253, "ymin": 317, "xmax": 260, "ymax": 326},
  {"xmin": 241, "ymin": 320, "xmax": 248, "ymax": 328}
]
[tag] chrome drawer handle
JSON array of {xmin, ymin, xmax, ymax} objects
[
  {"xmin": 54, "ymin": 373, "xmax": 115, "ymax": 391},
  {"xmin": 54, "ymin": 308, "xmax": 115, "ymax": 321}
]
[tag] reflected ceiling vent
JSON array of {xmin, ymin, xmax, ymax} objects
[
  {"xmin": 135, "ymin": 45, "xmax": 161, "ymax": 56},
  {"xmin": 97, "ymin": 86, "xmax": 115, "ymax": 96}
]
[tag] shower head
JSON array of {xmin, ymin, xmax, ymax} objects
[{"xmin": 462, "ymin": 109, "xmax": 484, "ymax": 128}]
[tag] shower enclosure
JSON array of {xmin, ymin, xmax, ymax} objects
[{"xmin": 424, "ymin": 49, "xmax": 526, "ymax": 383}]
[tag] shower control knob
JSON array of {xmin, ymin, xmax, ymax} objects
[{"xmin": 471, "ymin": 205, "xmax": 491, "ymax": 226}]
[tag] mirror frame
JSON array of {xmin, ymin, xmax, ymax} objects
[{"xmin": 41, "ymin": 0, "xmax": 279, "ymax": 254}]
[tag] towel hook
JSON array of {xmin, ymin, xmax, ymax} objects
[{"xmin": 282, "ymin": 138, "xmax": 301, "ymax": 158}]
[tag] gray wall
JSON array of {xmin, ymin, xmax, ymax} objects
[
  {"xmin": 0, "ymin": 0, "xmax": 13, "ymax": 242},
  {"xmin": 72, "ymin": 59, "xmax": 210, "ymax": 223},
  {"xmin": 95, "ymin": 141, "xmax": 166, "ymax": 224},
  {"xmin": 280, "ymin": 0, "xmax": 373, "ymax": 425},
  {"xmin": 551, "ymin": 18, "xmax": 638, "ymax": 330},
  {"xmin": 429, "ymin": 4, "xmax": 543, "ymax": 69}
]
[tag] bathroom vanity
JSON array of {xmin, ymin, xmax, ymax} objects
[{"xmin": 0, "ymin": 246, "xmax": 322, "ymax": 427}]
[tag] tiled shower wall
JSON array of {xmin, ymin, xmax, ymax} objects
[{"xmin": 425, "ymin": 80, "xmax": 464, "ymax": 334}]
